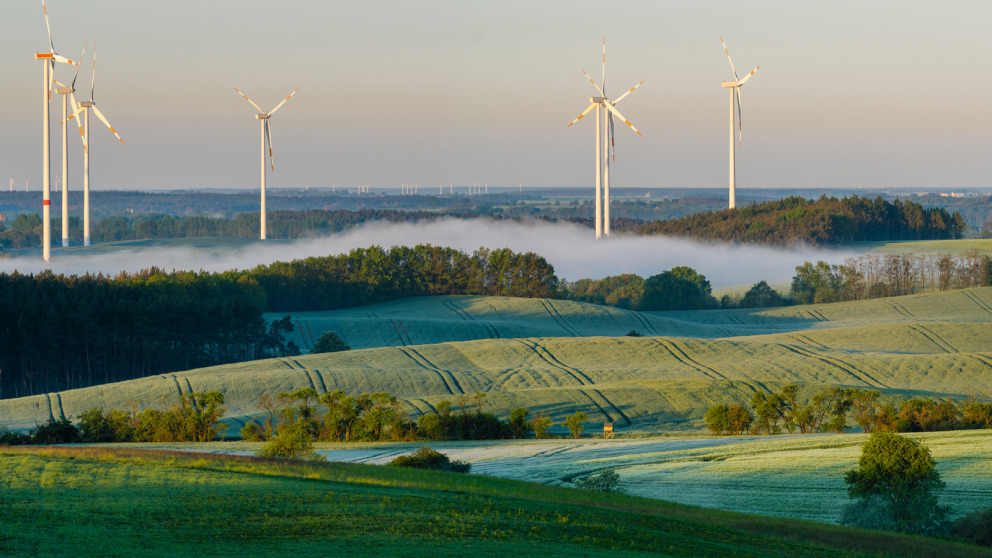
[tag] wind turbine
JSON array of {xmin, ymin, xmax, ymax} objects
[
  {"xmin": 34, "ymin": 0, "xmax": 78, "ymax": 261},
  {"xmin": 719, "ymin": 36, "xmax": 759, "ymax": 210},
  {"xmin": 53, "ymin": 43, "xmax": 87, "ymax": 248},
  {"xmin": 568, "ymin": 38, "xmax": 643, "ymax": 238},
  {"xmin": 68, "ymin": 45, "xmax": 125, "ymax": 246},
  {"xmin": 234, "ymin": 87, "xmax": 300, "ymax": 240}
]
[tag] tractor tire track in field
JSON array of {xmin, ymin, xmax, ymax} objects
[
  {"xmin": 515, "ymin": 339, "xmax": 594, "ymax": 386},
  {"xmin": 398, "ymin": 347, "xmax": 461, "ymax": 395},
  {"xmin": 53, "ymin": 393, "xmax": 66, "ymax": 420},
  {"xmin": 390, "ymin": 319, "xmax": 413, "ymax": 345},
  {"xmin": 778, "ymin": 344, "xmax": 887, "ymax": 389},
  {"xmin": 301, "ymin": 369, "xmax": 318, "ymax": 393},
  {"xmin": 310, "ymin": 369, "xmax": 329, "ymax": 395},
  {"xmin": 170, "ymin": 375, "xmax": 184, "ymax": 399},
  {"xmin": 791, "ymin": 334, "xmax": 827, "ymax": 350},
  {"xmin": 962, "ymin": 290, "xmax": 992, "ymax": 316},
  {"xmin": 888, "ymin": 301, "xmax": 914, "ymax": 319},
  {"xmin": 184, "ymin": 378, "xmax": 195, "ymax": 396},
  {"xmin": 652, "ymin": 339, "xmax": 727, "ymax": 380},
  {"xmin": 538, "ymin": 299, "xmax": 581, "ymax": 337},
  {"xmin": 389, "ymin": 319, "xmax": 408, "ymax": 346},
  {"xmin": 444, "ymin": 299, "xmax": 499, "ymax": 338},
  {"xmin": 303, "ymin": 320, "xmax": 318, "ymax": 347},
  {"xmin": 295, "ymin": 320, "xmax": 312, "ymax": 351},
  {"xmin": 44, "ymin": 393, "xmax": 55, "ymax": 422},
  {"xmin": 910, "ymin": 324, "xmax": 957, "ymax": 353},
  {"xmin": 586, "ymin": 388, "xmax": 632, "ymax": 426},
  {"xmin": 629, "ymin": 310, "xmax": 660, "ymax": 336},
  {"xmin": 969, "ymin": 354, "xmax": 992, "ymax": 368},
  {"xmin": 416, "ymin": 398, "xmax": 438, "ymax": 415}
]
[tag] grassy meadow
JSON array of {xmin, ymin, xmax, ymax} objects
[
  {"xmin": 0, "ymin": 446, "xmax": 987, "ymax": 558},
  {"xmin": 2, "ymin": 287, "xmax": 991, "ymax": 432}
]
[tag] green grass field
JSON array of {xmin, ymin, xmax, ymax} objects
[
  {"xmin": 0, "ymin": 446, "xmax": 986, "ymax": 557},
  {"xmin": 2, "ymin": 287, "xmax": 991, "ymax": 433},
  {"xmin": 860, "ymin": 239, "xmax": 992, "ymax": 256}
]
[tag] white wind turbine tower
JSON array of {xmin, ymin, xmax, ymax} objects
[
  {"xmin": 68, "ymin": 45, "xmax": 125, "ymax": 246},
  {"xmin": 53, "ymin": 43, "xmax": 88, "ymax": 248},
  {"xmin": 234, "ymin": 87, "xmax": 300, "ymax": 240},
  {"xmin": 35, "ymin": 0, "xmax": 78, "ymax": 262},
  {"xmin": 719, "ymin": 36, "xmax": 759, "ymax": 210},
  {"xmin": 568, "ymin": 38, "xmax": 644, "ymax": 238}
]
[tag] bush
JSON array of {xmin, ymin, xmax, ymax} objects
[
  {"xmin": 576, "ymin": 469, "xmax": 624, "ymax": 493},
  {"xmin": 624, "ymin": 329, "xmax": 643, "ymax": 337},
  {"xmin": 0, "ymin": 427, "xmax": 32, "ymax": 446},
  {"xmin": 310, "ymin": 331, "xmax": 350, "ymax": 354},
  {"xmin": 390, "ymin": 446, "xmax": 470, "ymax": 473},
  {"xmin": 31, "ymin": 419, "xmax": 81, "ymax": 445},
  {"xmin": 841, "ymin": 431, "xmax": 949, "ymax": 535},
  {"xmin": 952, "ymin": 506, "xmax": 992, "ymax": 547},
  {"xmin": 564, "ymin": 411, "xmax": 588, "ymax": 439},
  {"xmin": 256, "ymin": 421, "xmax": 324, "ymax": 461},
  {"xmin": 509, "ymin": 407, "xmax": 530, "ymax": 439}
]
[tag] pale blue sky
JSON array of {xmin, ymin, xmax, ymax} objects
[{"xmin": 1, "ymin": 1, "xmax": 989, "ymax": 191}]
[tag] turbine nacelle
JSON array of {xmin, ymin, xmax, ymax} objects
[
  {"xmin": 591, "ymin": 96, "xmax": 607, "ymax": 103},
  {"xmin": 255, "ymin": 113, "xmax": 269, "ymax": 120},
  {"xmin": 721, "ymin": 81, "xmax": 739, "ymax": 88}
]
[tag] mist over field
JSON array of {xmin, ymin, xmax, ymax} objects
[{"xmin": 0, "ymin": 219, "xmax": 855, "ymax": 287}]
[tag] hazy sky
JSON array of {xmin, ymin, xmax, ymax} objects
[{"xmin": 1, "ymin": 1, "xmax": 990, "ymax": 192}]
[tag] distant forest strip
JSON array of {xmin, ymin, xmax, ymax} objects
[
  {"xmin": 0, "ymin": 195, "xmax": 970, "ymax": 253},
  {"xmin": 635, "ymin": 195, "xmax": 967, "ymax": 246},
  {"xmin": 0, "ymin": 245, "xmax": 558, "ymax": 399}
]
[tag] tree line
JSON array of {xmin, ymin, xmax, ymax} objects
[
  {"xmin": 704, "ymin": 385, "xmax": 992, "ymax": 436},
  {"xmin": 791, "ymin": 252, "xmax": 992, "ymax": 304},
  {"xmin": 635, "ymin": 195, "xmax": 966, "ymax": 246},
  {"xmin": 0, "ymin": 245, "xmax": 559, "ymax": 399}
]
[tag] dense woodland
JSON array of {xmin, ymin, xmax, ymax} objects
[
  {"xmin": 636, "ymin": 196, "xmax": 967, "ymax": 246},
  {"xmin": 0, "ymin": 245, "xmax": 559, "ymax": 398}
]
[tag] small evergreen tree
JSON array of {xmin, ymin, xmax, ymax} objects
[{"xmin": 310, "ymin": 331, "xmax": 350, "ymax": 354}]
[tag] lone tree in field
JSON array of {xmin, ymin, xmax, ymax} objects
[
  {"xmin": 564, "ymin": 411, "xmax": 588, "ymax": 439},
  {"xmin": 841, "ymin": 431, "xmax": 949, "ymax": 535},
  {"xmin": 310, "ymin": 331, "xmax": 350, "ymax": 354}
]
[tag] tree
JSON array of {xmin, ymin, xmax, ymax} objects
[
  {"xmin": 531, "ymin": 414, "xmax": 553, "ymax": 439},
  {"xmin": 841, "ymin": 431, "xmax": 949, "ymax": 535},
  {"xmin": 576, "ymin": 469, "xmax": 624, "ymax": 493},
  {"xmin": 739, "ymin": 281, "xmax": 785, "ymax": 308},
  {"xmin": 564, "ymin": 411, "xmax": 588, "ymax": 439},
  {"xmin": 640, "ymin": 267, "xmax": 715, "ymax": 311},
  {"xmin": 509, "ymin": 407, "xmax": 530, "ymax": 439},
  {"xmin": 310, "ymin": 331, "xmax": 350, "ymax": 354},
  {"xmin": 704, "ymin": 404, "xmax": 728, "ymax": 435}
]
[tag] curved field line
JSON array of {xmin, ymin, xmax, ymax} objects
[
  {"xmin": 443, "ymin": 299, "xmax": 472, "ymax": 322},
  {"xmin": 295, "ymin": 319, "xmax": 312, "ymax": 351},
  {"xmin": 170, "ymin": 375, "xmax": 184, "ymax": 399},
  {"xmin": 404, "ymin": 398, "xmax": 427, "ymax": 416},
  {"xmin": 416, "ymin": 398, "xmax": 438, "ymax": 415},
  {"xmin": 515, "ymin": 339, "xmax": 593, "ymax": 386},
  {"xmin": 587, "ymin": 388, "xmax": 632, "ymax": 426},
  {"xmin": 183, "ymin": 377, "xmax": 195, "ymax": 395},
  {"xmin": 300, "ymin": 369, "xmax": 318, "ymax": 393},
  {"xmin": 629, "ymin": 310, "xmax": 660, "ymax": 336},
  {"xmin": 279, "ymin": 360, "xmax": 295, "ymax": 370},
  {"xmin": 791, "ymin": 334, "xmax": 826, "ymax": 350},
  {"xmin": 44, "ymin": 393, "xmax": 55, "ymax": 422},
  {"xmin": 303, "ymin": 320, "xmax": 318, "ymax": 347},
  {"xmin": 969, "ymin": 354, "xmax": 992, "ymax": 368},
  {"xmin": 910, "ymin": 325, "xmax": 956, "ymax": 353},
  {"xmin": 53, "ymin": 393, "xmax": 66, "ymax": 420},
  {"xmin": 778, "ymin": 344, "xmax": 887, "ymax": 389},
  {"xmin": 389, "ymin": 319, "xmax": 408, "ymax": 346},
  {"xmin": 396, "ymin": 320, "xmax": 413, "ymax": 345},
  {"xmin": 888, "ymin": 301, "xmax": 914, "ymax": 319},
  {"xmin": 962, "ymin": 290, "xmax": 992, "ymax": 315},
  {"xmin": 406, "ymin": 347, "xmax": 464, "ymax": 394},
  {"xmin": 310, "ymin": 369, "xmax": 329, "ymax": 394},
  {"xmin": 537, "ymin": 300, "xmax": 581, "ymax": 337},
  {"xmin": 655, "ymin": 339, "xmax": 726, "ymax": 380},
  {"xmin": 397, "ymin": 347, "xmax": 458, "ymax": 395}
]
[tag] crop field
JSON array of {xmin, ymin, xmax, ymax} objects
[
  {"xmin": 0, "ymin": 446, "xmax": 987, "ymax": 558},
  {"xmin": 861, "ymin": 239, "xmax": 992, "ymax": 256},
  {"xmin": 2, "ymin": 287, "xmax": 991, "ymax": 433}
]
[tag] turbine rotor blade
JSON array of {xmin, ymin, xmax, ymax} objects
[
  {"xmin": 613, "ymin": 80, "xmax": 644, "ymax": 104},
  {"xmin": 581, "ymin": 70, "xmax": 604, "ymax": 97},
  {"xmin": 234, "ymin": 88, "xmax": 264, "ymax": 113},
  {"xmin": 568, "ymin": 102, "xmax": 598, "ymax": 127},
  {"xmin": 265, "ymin": 120, "xmax": 274, "ymax": 172},
  {"xmin": 738, "ymin": 65, "xmax": 759, "ymax": 86},
  {"xmin": 71, "ymin": 43, "xmax": 86, "ymax": 89},
  {"xmin": 601, "ymin": 37, "xmax": 606, "ymax": 96},
  {"xmin": 90, "ymin": 44, "xmax": 97, "ymax": 101},
  {"xmin": 69, "ymin": 92, "xmax": 87, "ymax": 153},
  {"xmin": 719, "ymin": 35, "xmax": 739, "ymax": 81},
  {"xmin": 604, "ymin": 102, "xmax": 641, "ymax": 136},
  {"xmin": 91, "ymin": 104, "xmax": 124, "ymax": 144},
  {"xmin": 736, "ymin": 88, "xmax": 743, "ymax": 148},
  {"xmin": 267, "ymin": 87, "xmax": 300, "ymax": 115},
  {"xmin": 42, "ymin": 0, "xmax": 56, "ymax": 54},
  {"xmin": 609, "ymin": 112, "xmax": 615, "ymax": 162}
]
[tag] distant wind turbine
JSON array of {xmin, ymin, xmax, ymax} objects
[
  {"xmin": 53, "ymin": 43, "xmax": 87, "ymax": 248},
  {"xmin": 719, "ymin": 36, "xmax": 759, "ymax": 210},
  {"xmin": 35, "ymin": 0, "xmax": 78, "ymax": 261},
  {"xmin": 68, "ymin": 45, "xmax": 125, "ymax": 246},
  {"xmin": 568, "ymin": 38, "xmax": 643, "ymax": 238},
  {"xmin": 234, "ymin": 87, "xmax": 300, "ymax": 240}
]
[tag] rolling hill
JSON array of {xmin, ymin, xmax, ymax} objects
[{"xmin": 3, "ymin": 287, "xmax": 991, "ymax": 433}]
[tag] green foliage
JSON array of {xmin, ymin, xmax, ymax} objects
[
  {"xmin": 310, "ymin": 330, "xmax": 350, "ymax": 354},
  {"xmin": 0, "ymin": 426, "xmax": 32, "ymax": 446},
  {"xmin": 952, "ymin": 505, "xmax": 992, "ymax": 547},
  {"xmin": 576, "ymin": 469, "xmax": 625, "ymax": 494},
  {"xmin": 624, "ymin": 329, "xmax": 643, "ymax": 337},
  {"xmin": 564, "ymin": 411, "xmax": 588, "ymax": 439},
  {"xmin": 531, "ymin": 414, "xmax": 554, "ymax": 439},
  {"xmin": 31, "ymin": 419, "xmax": 81, "ymax": 445},
  {"xmin": 256, "ymin": 420, "xmax": 324, "ymax": 461},
  {"xmin": 739, "ymin": 281, "xmax": 786, "ymax": 308},
  {"xmin": 509, "ymin": 407, "xmax": 531, "ymax": 439},
  {"xmin": 640, "ymin": 267, "xmax": 716, "ymax": 311},
  {"xmin": 389, "ymin": 446, "xmax": 470, "ymax": 473},
  {"xmin": 842, "ymin": 432, "xmax": 949, "ymax": 535}
]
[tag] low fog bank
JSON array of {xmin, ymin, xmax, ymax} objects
[{"xmin": 0, "ymin": 219, "xmax": 857, "ymax": 287}]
